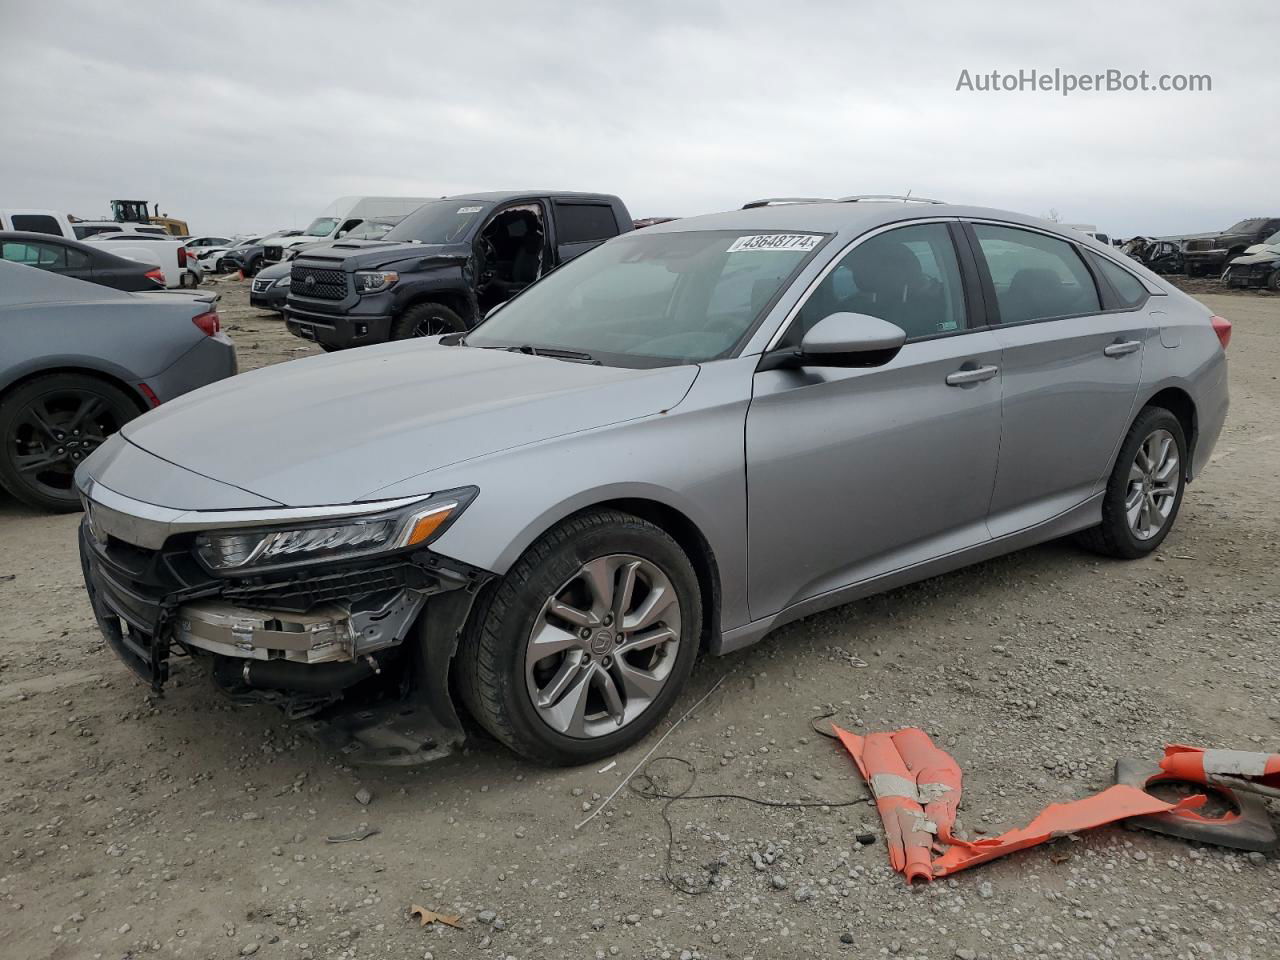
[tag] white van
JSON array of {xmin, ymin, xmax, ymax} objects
[{"xmin": 261, "ymin": 196, "xmax": 433, "ymax": 262}]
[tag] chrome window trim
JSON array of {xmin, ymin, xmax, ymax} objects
[
  {"xmin": 80, "ymin": 478, "xmax": 432, "ymax": 550},
  {"xmin": 762, "ymin": 217, "xmax": 961, "ymax": 353}
]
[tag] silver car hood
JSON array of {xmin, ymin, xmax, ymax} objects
[{"xmin": 119, "ymin": 341, "xmax": 699, "ymax": 506}]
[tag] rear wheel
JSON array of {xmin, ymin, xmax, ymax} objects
[
  {"xmin": 457, "ymin": 509, "xmax": 701, "ymax": 765},
  {"xmin": 1076, "ymin": 406, "xmax": 1187, "ymax": 559},
  {"xmin": 0, "ymin": 374, "xmax": 140, "ymax": 512},
  {"xmin": 1269, "ymin": 269, "xmax": 1280, "ymax": 292},
  {"xmin": 390, "ymin": 302, "xmax": 466, "ymax": 341}
]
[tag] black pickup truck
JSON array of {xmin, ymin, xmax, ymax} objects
[
  {"xmin": 284, "ymin": 191, "xmax": 632, "ymax": 350},
  {"xmin": 1181, "ymin": 216, "xmax": 1280, "ymax": 276}
]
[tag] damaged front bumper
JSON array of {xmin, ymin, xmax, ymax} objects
[{"xmin": 77, "ymin": 482, "xmax": 494, "ymax": 764}]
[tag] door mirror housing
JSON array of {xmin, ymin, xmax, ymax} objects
[{"xmin": 795, "ymin": 312, "xmax": 906, "ymax": 368}]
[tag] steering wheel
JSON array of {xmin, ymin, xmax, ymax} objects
[{"xmin": 476, "ymin": 235, "xmax": 499, "ymax": 286}]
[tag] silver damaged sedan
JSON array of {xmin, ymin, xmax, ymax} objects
[{"xmin": 76, "ymin": 200, "xmax": 1230, "ymax": 765}]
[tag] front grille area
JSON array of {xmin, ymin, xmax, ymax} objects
[
  {"xmin": 290, "ymin": 264, "xmax": 348, "ymax": 300},
  {"xmin": 263, "ymin": 244, "xmax": 283, "ymax": 262},
  {"xmin": 252, "ymin": 278, "xmax": 272, "ymax": 292},
  {"xmin": 1184, "ymin": 239, "xmax": 1215, "ymax": 252}
]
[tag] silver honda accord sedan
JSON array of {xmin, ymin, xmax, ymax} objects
[{"xmin": 75, "ymin": 199, "xmax": 1230, "ymax": 765}]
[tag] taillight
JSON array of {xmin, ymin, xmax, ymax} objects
[
  {"xmin": 1210, "ymin": 315, "xmax": 1232, "ymax": 350},
  {"xmin": 192, "ymin": 309, "xmax": 220, "ymax": 336},
  {"xmin": 177, "ymin": 246, "xmax": 187, "ymax": 267},
  {"xmin": 145, "ymin": 268, "xmax": 164, "ymax": 286}
]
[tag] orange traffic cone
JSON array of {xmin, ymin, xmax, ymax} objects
[
  {"xmin": 892, "ymin": 728, "xmax": 963, "ymax": 845},
  {"xmin": 1159, "ymin": 745, "xmax": 1280, "ymax": 798},
  {"xmin": 834, "ymin": 728, "xmax": 936, "ymax": 883}
]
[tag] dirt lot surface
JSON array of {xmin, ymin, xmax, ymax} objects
[{"xmin": 1, "ymin": 281, "xmax": 1277, "ymax": 960}]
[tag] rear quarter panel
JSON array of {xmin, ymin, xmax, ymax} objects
[
  {"xmin": 1139, "ymin": 293, "xmax": 1229, "ymax": 480},
  {"xmin": 0, "ymin": 299, "xmax": 206, "ymax": 398}
]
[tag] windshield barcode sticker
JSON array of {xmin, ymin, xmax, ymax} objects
[
  {"xmin": 727, "ymin": 234, "xmax": 823, "ymax": 253},
  {"xmin": 457, "ymin": 206, "xmax": 483, "ymax": 214}
]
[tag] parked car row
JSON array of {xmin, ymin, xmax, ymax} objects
[{"xmin": 1119, "ymin": 216, "xmax": 1280, "ymax": 290}]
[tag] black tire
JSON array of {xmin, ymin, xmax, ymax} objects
[
  {"xmin": 456, "ymin": 509, "xmax": 702, "ymax": 765},
  {"xmin": 390, "ymin": 302, "xmax": 466, "ymax": 341},
  {"xmin": 1076, "ymin": 406, "xmax": 1187, "ymax": 559},
  {"xmin": 1268, "ymin": 269, "xmax": 1280, "ymax": 292},
  {"xmin": 0, "ymin": 373, "xmax": 140, "ymax": 512}
]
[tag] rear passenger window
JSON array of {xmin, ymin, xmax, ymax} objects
[
  {"xmin": 554, "ymin": 203, "xmax": 618, "ymax": 244},
  {"xmin": 10, "ymin": 214, "xmax": 62, "ymax": 236},
  {"xmin": 787, "ymin": 223, "xmax": 967, "ymax": 344},
  {"xmin": 1088, "ymin": 253, "xmax": 1148, "ymax": 308},
  {"xmin": 973, "ymin": 224, "xmax": 1100, "ymax": 323},
  {"xmin": 2, "ymin": 241, "xmax": 67, "ymax": 268}
]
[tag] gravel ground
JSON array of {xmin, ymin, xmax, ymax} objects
[{"xmin": 1, "ymin": 280, "xmax": 1277, "ymax": 960}]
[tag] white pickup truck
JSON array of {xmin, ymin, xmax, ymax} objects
[{"xmin": 83, "ymin": 232, "xmax": 195, "ymax": 289}]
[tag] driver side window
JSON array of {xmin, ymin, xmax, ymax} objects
[{"xmin": 783, "ymin": 223, "xmax": 967, "ymax": 348}]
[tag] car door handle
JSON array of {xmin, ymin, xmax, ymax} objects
[
  {"xmin": 1103, "ymin": 340, "xmax": 1142, "ymax": 358},
  {"xmin": 945, "ymin": 364, "xmax": 999, "ymax": 386}
]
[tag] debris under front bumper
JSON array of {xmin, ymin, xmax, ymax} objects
[
  {"xmin": 176, "ymin": 589, "xmax": 426, "ymax": 664},
  {"xmin": 78, "ymin": 518, "xmax": 493, "ymax": 765}
]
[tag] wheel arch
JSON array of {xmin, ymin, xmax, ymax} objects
[
  {"xmin": 1141, "ymin": 385, "xmax": 1197, "ymax": 476},
  {"xmin": 477, "ymin": 491, "xmax": 724, "ymax": 653},
  {"xmin": 395, "ymin": 286, "xmax": 473, "ymax": 327},
  {"xmin": 0, "ymin": 365, "xmax": 150, "ymax": 415}
]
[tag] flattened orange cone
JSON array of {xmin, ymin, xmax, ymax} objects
[
  {"xmin": 892, "ymin": 728, "xmax": 963, "ymax": 845},
  {"xmin": 834, "ymin": 727, "xmax": 934, "ymax": 883},
  {"xmin": 835, "ymin": 726, "xmax": 1208, "ymax": 884},
  {"xmin": 1159, "ymin": 746, "xmax": 1280, "ymax": 797}
]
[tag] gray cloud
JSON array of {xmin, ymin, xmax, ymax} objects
[{"xmin": 1, "ymin": 0, "xmax": 1272, "ymax": 237}]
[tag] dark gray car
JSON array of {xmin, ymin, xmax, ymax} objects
[
  {"xmin": 0, "ymin": 261, "xmax": 236, "ymax": 511},
  {"xmin": 75, "ymin": 200, "xmax": 1229, "ymax": 766}
]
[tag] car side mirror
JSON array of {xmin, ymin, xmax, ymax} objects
[{"xmin": 795, "ymin": 312, "xmax": 906, "ymax": 368}]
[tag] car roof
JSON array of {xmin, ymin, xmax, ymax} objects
[
  {"xmin": 639, "ymin": 201, "xmax": 1073, "ymax": 241},
  {"xmin": 0, "ymin": 259, "xmax": 135, "ymax": 306},
  {"xmin": 0, "ymin": 229, "xmax": 87, "ymax": 246},
  {"xmin": 442, "ymin": 191, "xmax": 622, "ymax": 204}
]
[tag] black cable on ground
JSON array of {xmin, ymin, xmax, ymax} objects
[{"xmin": 629, "ymin": 754, "xmax": 871, "ymax": 895}]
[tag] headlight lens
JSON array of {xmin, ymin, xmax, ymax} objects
[
  {"xmin": 194, "ymin": 488, "xmax": 476, "ymax": 573},
  {"xmin": 277, "ymin": 275, "xmax": 291, "ymax": 287},
  {"xmin": 355, "ymin": 270, "xmax": 399, "ymax": 294}
]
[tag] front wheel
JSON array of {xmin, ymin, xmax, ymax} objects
[
  {"xmin": 390, "ymin": 302, "xmax": 466, "ymax": 341},
  {"xmin": 457, "ymin": 509, "xmax": 702, "ymax": 765},
  {"xmin": 1076, "ymin": 406, "xmax": 1187, "ymax": 559}
]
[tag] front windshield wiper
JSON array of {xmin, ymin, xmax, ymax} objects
[
  {"xmin": 508, "ymin": 344, "xmax": 599, "ymax": 364},
  {"xmin": 456, "ymin": 339, "xmax": 598, "ymax": 364}
]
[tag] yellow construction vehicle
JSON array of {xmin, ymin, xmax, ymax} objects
[{"xmin": 111, "ymin": 200, "xmax": 190, "ymax": 237}]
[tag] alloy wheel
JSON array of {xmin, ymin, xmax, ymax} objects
[
  {"xmin": 411, "ymin": 314, "xmax": 451, "ymax": 337},
  {"xmin": 525, "ymin": 553, "xmax": 682, "ymax": 739},
  {"xmin": 1125, "ymin": 428, "xmax": 1179, "ymax": 540},
  {"xmin": 6, "ymin": 391, "xmax": 123, "ymax": 502}
]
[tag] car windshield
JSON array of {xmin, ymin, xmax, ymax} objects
[
  {"xmin": 1262, "ymin": 230, "xmax": 1280, "ymax": 246},
  {"xmin": 347, "ymin": 220, "xmax": 395, "ymax": 240},
  {"xmin": 465, "ymin": 229, "xmax": 828, "ymax": 366},
  {"xmin": 302, "ymin": 217, "xmax": 340, "ymax": 237},
  {"xmin": 1226, "ymin": 219, "xmax": 1267, "ymax": 234},
  {"xmin": 384, "ymin": 201, "xmax": 487, "ymax": 244}
]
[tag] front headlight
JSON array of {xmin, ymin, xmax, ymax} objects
[
  {"xmin": 355, "ymin": 270, "xmax": 399, "ymax": 294},
  {"xmin": 277, "ymin": 275, "xmax": 291, "ymax": 287},
  {"xmin": 193, "ymin": 487, "xmax": 476, "ymax": 573}
]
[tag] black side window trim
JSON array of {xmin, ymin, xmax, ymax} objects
[{"xmin": 1083, "ymin": 249, "xmax": 1152, "ymax": 312}]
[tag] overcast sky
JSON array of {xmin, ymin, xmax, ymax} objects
[{"xmin": 1, "ymin": 1, "xmax": 1272, "ymax": 237}]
